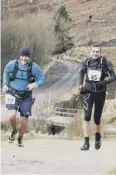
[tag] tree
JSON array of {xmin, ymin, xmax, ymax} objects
[{"xmin": 53, "ymin": 5, "xmax": 74, "ymax": 54}]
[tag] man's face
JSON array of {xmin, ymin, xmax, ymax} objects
[
  {"xmin": 20, "ymin": 56, "xmax": 30, "ymax": 65},
  {"xmin": 90, "ymin": 47, "xmax": 101, "ymax": 59}
]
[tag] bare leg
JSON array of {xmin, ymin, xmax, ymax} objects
[
  {"xmin": 83, "ymin": 121, "xmax": 91, "ymax": 137},
  {"xmin": 8, "ymin": 110, "xmax": 17, "ymax": 142},
  {"xmin": 19, "ymin": 117, "xmax": 28, "ymax": 137},
  {"xmin": 95, "ymin": 124, "xmax": 101, "ymax": 133},
  {"xmin": 81, "ymin": 121, "xmax": 91, "ymax": 150},
  {"xmin": 17, "ymin": 117, "xmax": 28, "ymax": 146},
  {"xmin": 8, "ymin": 110, "xmax": 17, "ymax": 131}
]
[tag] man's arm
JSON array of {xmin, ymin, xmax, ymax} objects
[
  {"xmin": 3, "ymin": 61, "xmax": 14, "ymax": 86},
  {"xmin": 105, "ymin": 59, "xmax": 116, "ymax": 84},
  {"xmin": 33, "ymin": 64, "xmax": 45, "ymax": 87},
  {"xmin": 79, "ymin": 61, "xmax": 86, "ymax": 86}
]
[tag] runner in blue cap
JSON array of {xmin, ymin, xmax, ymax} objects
[{"xmin": 2, "ymin": 46, "xmax": 45, "ymax": 147}]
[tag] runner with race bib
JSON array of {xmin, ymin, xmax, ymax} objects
[
  {"xmin": 2, "ymin": 47, "xmax": 45, "ymax": 147},
  {"xmin": 78, "ymin": 45, "xmax": 116, "ymax": 151}
]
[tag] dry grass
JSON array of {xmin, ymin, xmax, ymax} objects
[
  {"xmin": 66, "ymin": 111, "xmax": 108, "ymax": 139},
  {"xmin": 0, "ymin": 105, "xmax": 55, "ymax": 134},
  {"xmin": 56, "ymin": 46, "xmax": 116, "ymax": 69},
  {"xmin": 67, "ymin": 112, "xmax": 83, "ymax": 138},
  {"xmin": 1, "ymin": 99, "xmax": 115, "ymax": 138},
  {"xmin": 2, "ymin": 0, "xmax": 116, "ymax": 46},
  {"xmin": 1, "ymin": 13, "xmax": 56, "ymax": 77},
  {"xmin": 0, "ymin": 118, "xmax": 48, "ymax": 133},
  {"xmin": 102, "ymin": 99, "xmax": 116, "ymax": 125},
  {"xmin": 102, "ymin": 47, "xmax": 116, "ymax": 67},
  {"xmin": 108, "ymin": 167, "xmax": 116, "ymax": 175}
]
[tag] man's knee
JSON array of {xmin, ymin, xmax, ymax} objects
[
  {"xmin": 84, "ymin": 115, "xmax": 91, "ymax": 122},
  {"xmin": 94, "ymin": 115, "xmax": 101, "ymax": 125},
  {"xmin": 8, "ymin": 110, "xmax": 17, "ymax": 118},
  {"xmin": 20, "ymin": 116, "xmax": 28, "ymax": 123},
  {"xmin": 20, "ymin": 114, "xmax": 30, "ymax": 119},
  {"xmin": 94, "ymin": 119, "xmax": 100, "ymax": 125}
]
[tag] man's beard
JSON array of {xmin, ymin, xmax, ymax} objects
[
  {"xmin": 91, "ymin": 56, "xmax": 99, "ymax": 59},
  {"xmin": 20, "ymin": 60, "xmax": 29, "ymax": 65}
]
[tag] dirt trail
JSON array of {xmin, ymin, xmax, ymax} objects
[
  {"xmin": 1, "ymin": 138, "xmax": 116, "ymax": 174},
  {"xmin": 33, "ymin": 60, "xmax": 79, "ymax": 110}
]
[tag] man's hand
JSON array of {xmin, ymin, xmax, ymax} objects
[
  {"xmin": 27, "ymin": 82, "xmax": 38, "ymax": 91},
  {"xmin": 79, "ymin": 85, "xmax": 86, "ymax": 94},
  {"xmin": 96, "ymin": 80, "xmax": 106, "ymax": 88},
  {"xmin": 2, "ymin": 85, "xmax": 9, "ymax": 93},
  {"xmin": 79, "ymin": 85, "xmax": 84, "ymax": 89},
  {"xmin": 32, "ymin": 97, "xmax": 36, "ymax": 105}
]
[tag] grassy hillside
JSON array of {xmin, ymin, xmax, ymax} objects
[{"xmin": 2, "ymin": 0, "xmax": 116, "ymax": 45}]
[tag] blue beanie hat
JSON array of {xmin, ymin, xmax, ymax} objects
[{"xmin": 20, "ymin": 47, "xmax": 31, "ymax": 57}]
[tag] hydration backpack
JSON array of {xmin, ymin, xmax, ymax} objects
[
  {"xmin": 85, "ymin": 56, "xmax": 109, "ymax": 78},
  {"xmin": 9, "ymin": 60, "xmax": 35, "ymax": 83}
]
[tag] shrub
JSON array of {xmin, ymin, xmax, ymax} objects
[
  {"xmin": 67, "ymin": 112, "xmax": 83, "ymax": 138},
  {"xmin": 1, "ymin": 13, "xmax": 56, "ymax": 80}
]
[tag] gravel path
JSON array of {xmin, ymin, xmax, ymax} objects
[{"xmin": 1, "ymin": 138, "xmax": 116, "ymax": 174}]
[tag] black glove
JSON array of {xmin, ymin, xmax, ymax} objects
[
  {"xmin": 79, "ymin": 86, "xmax": 86, "ymax": 95},
  {"xmin": 96, "ymin": 80, "xmax": 106, "ymax": 88},
  {"xmin": 80, "ymin": 89, "xmax": 86, "ymax": 94}
]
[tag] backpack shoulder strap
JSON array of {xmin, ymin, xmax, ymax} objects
[
  {"xmin": 12, "ymin": 60, "xmax": 19, "ymax": 74},
  {"xmin": 28, "ymin": 61, "xmax": 33, "ymax": 72},
  {"xmin": 9, "ymin": 60, "xmax": 19, "ymax": 81},
  {"xmin": 27, "ymin": 61, "xmax": 33, "ymax": 77},
  {"xmin": 85, "ymin": 57, "xmax": 90, "ymax": 67},
  {"xmin": 27, "ymin": 61, "xmax": 36, "ymax": 83},
  {"xmin": 100, "ymin": 56, "xmax": 107, "ymax": 68}
]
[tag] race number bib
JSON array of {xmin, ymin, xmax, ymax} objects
[
  {"xmin": 87, "ymin": 69, "xmax": 102, "ymax": 81},
  {"xmin": 5, "ymin": 94, "xmax": 15, "ymax": 105}
]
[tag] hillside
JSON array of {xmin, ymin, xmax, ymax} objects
[{"xmin": 2, "ymin": 0, "xmax": 116, "ymax": 45}]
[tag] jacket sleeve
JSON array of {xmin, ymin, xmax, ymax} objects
[
  {"xmin": 78, "ymin": 60, "xmax": 87, "ymax": 86},
  {"xmin": 32, "ymin": 64, "xmax": 45, "ymax": 87},
  {"xmin": 105, "ymin": 59, "xmax": 116, "ymax": 84},
  {"xmin": 2, "ymin": 61, "xmax": 15, "ymax": 86}
]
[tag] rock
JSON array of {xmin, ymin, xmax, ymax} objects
[
  {"xmin": 30, "ymin": 130, "xmax": 36, "ymax": 137},
  {"xmin": 102, "ymin": 99, "xmax": 116, "ymax": 124}
]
